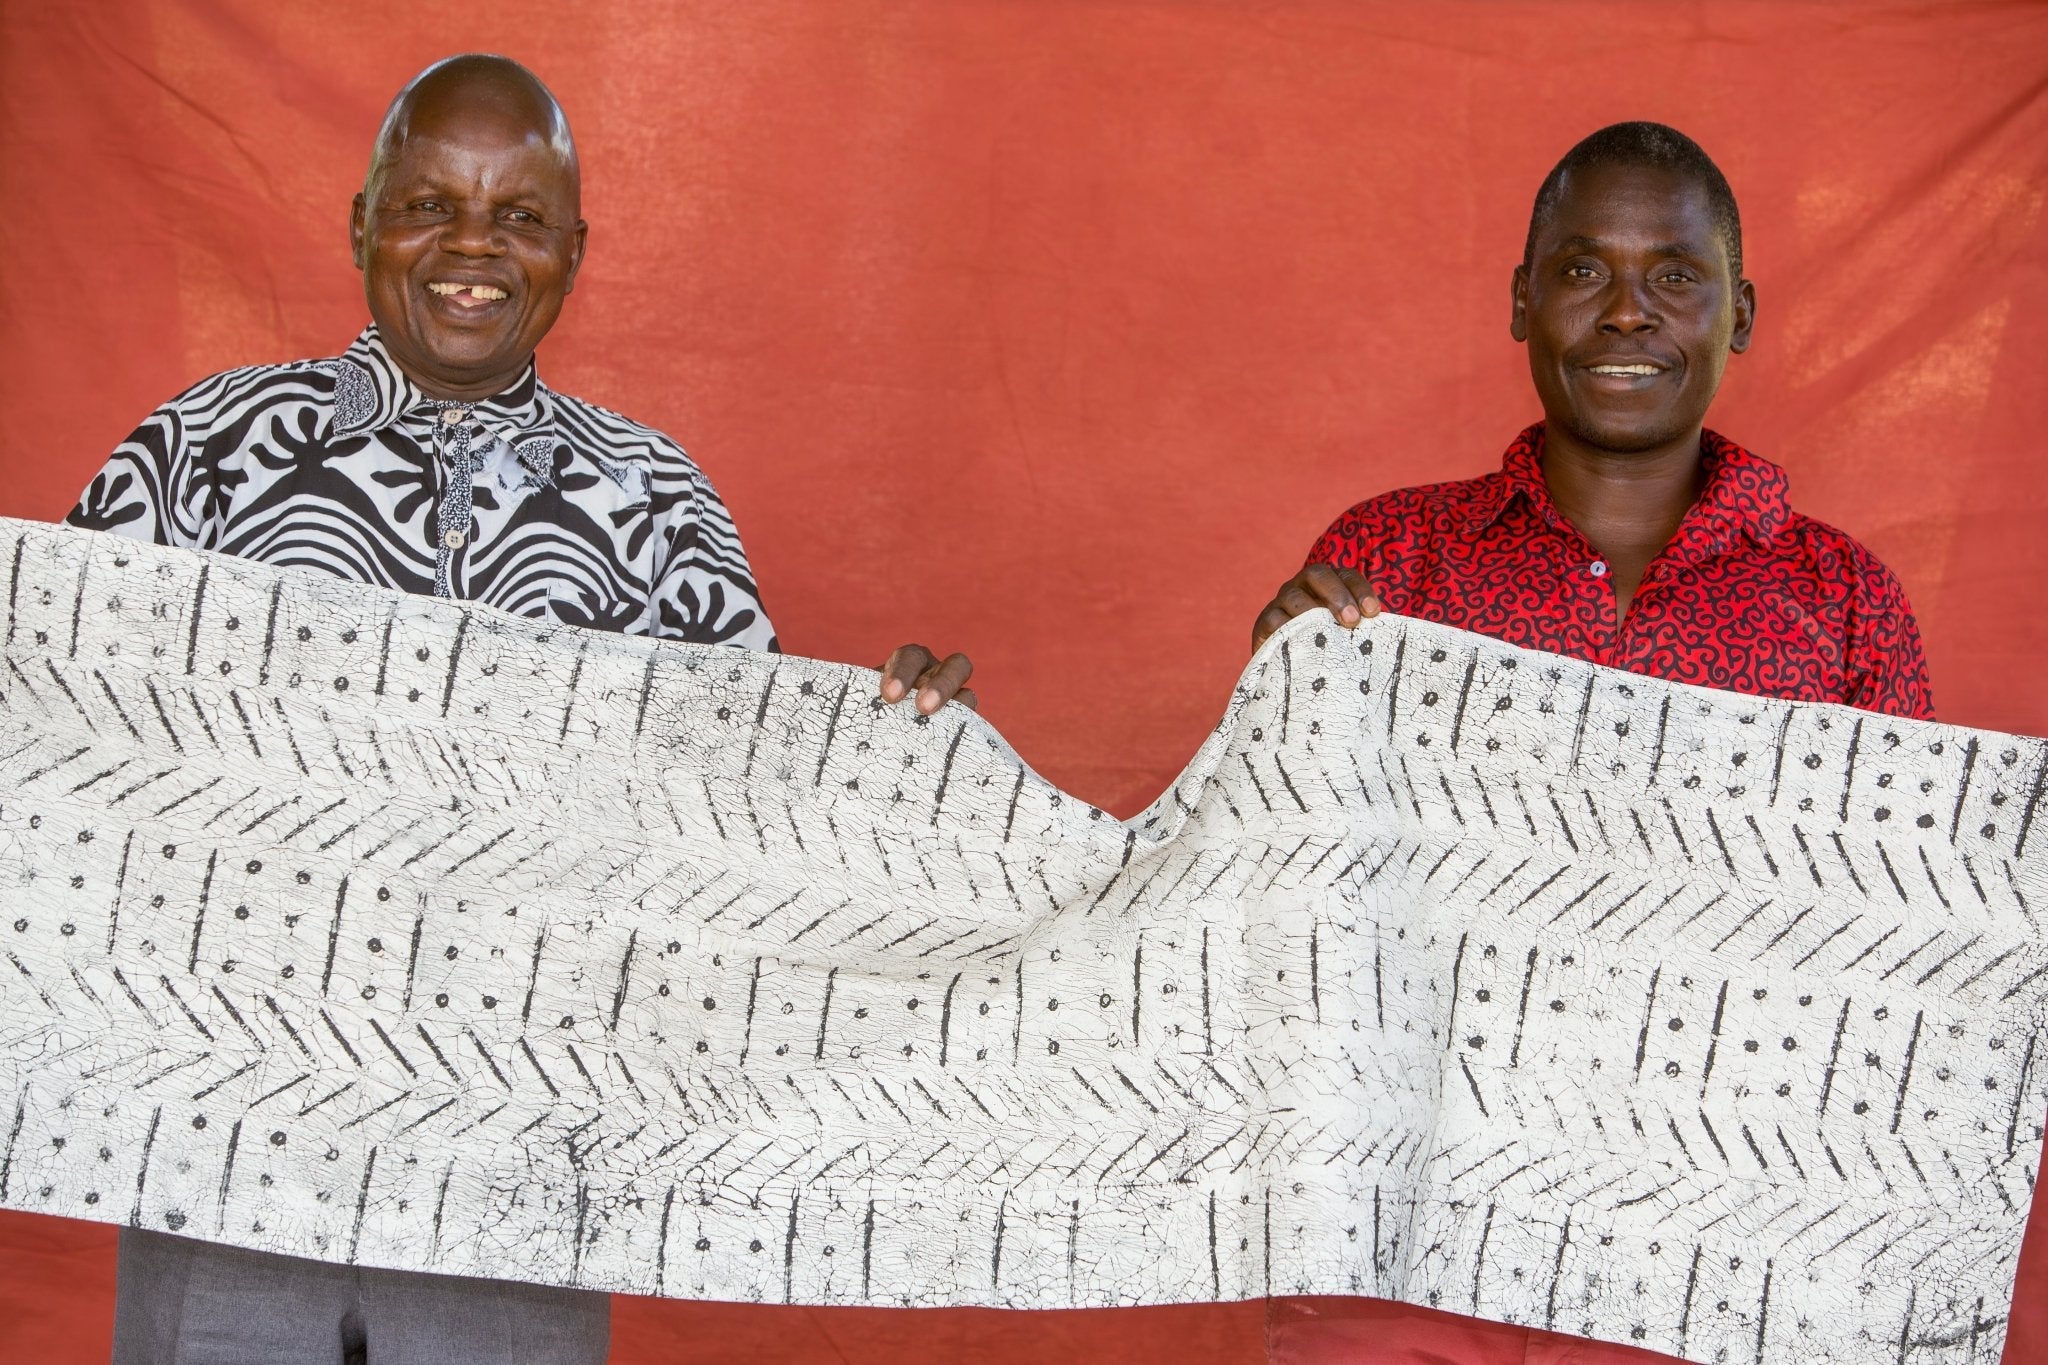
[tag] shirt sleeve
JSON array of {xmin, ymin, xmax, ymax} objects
[
  {"xmin": 1305, "ymin": 492, "xmax": 1429, "ymax": 609},
  {"xmin": 646, "ymin": 453, "xmax": 778, "ymax": 652},
  {"xmin": 65, "ymin": 400, "xmax": 202, "ymax": 547},
  {"xmin": 1842, "ymin": 559, "xmax": 1935, "ymax": 721},
  {"xmin": 1305, "ymin": 500, "xmax": 1382, "ymax": 578}
]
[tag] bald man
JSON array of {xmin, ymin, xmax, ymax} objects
[{"xmin": 68, "ymin": 54, "xmax": 970, "ymax": 1364}]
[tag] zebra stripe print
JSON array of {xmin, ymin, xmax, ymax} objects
[{"xmin": 64, "ymin": 326, "xmax": 775, "ymax": 649}]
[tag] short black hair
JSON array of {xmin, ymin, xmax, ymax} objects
[{"xmin": 1523, "ymin": 121, "xmax": 1743, "ymax": 277}]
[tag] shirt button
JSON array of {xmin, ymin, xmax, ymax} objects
[
  {"xmin": 443, "ymin": 529, "xmax": 466, "ymax": 549},
  {"xmin": 1589, "ymin": 560, "xmax": 1609, "ymax": 578},
  {"xmin": 439, "ymin": 407, "xmax": 470, "ymax": 426}
]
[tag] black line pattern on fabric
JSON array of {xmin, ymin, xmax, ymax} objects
[{"xmin": 0, "ymin": 519, "xmax": 2040, "ymax": 1363}]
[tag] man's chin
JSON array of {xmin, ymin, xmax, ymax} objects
[
  {"xmin": 388, "ymin": 332, "xmax": 526, "ymax": 398},
  {"xmin": 1561, "ymin": 413, "xmax": 1700, "ymax": 457}
]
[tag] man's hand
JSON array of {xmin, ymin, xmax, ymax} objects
[
  {"xmin": 879, "ymin": 644, "xmax": 977, "ymax": 713},
  {"xmin": 1251, "ymin": 565, "xmax": 1381, "ymax": 652}
]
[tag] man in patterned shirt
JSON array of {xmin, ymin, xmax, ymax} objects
[
  {"xmin": 1253, "ymin": 122, "xmax": 1932, "ymax": 722},
  {"xmin": 1252, "ymin": 123, "xmax": 1934, "ymax": 1364},
  {"xmin": 68, "ymin": 52, "xmax": 972, "ymax": 1365}
]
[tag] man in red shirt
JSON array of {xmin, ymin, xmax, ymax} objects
[
  {"xmin": 1254, "ymin": 121, "xmax": 1932, "ymax": 722},
  {"xmin": 1253, "ymin": 122, "xmax": 1933, "ymax": 1363}
]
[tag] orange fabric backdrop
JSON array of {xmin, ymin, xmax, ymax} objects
[{"xmin": 2, "ymin": 1, "xmax": 2044, "ymax": 1361}]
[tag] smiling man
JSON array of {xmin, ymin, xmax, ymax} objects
[
  {"xmin": 1252, "ymin": 123, "xmax": 1933, "ymax": 1365},
  {"xmin": 1254, "ymin": 122, "xmax": 1932, "ymax": 722},
  {"xmin": 67, "ymin": 52, "xmax": 969, "ymax": 1365}
]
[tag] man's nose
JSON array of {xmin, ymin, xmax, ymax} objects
[
  {"xmin": 437, "ymin": 206, "xmax": 504, "ymax": 256},
  {"xmin": 1597, "ymin": 276, "xmax": 1658, "ymax": 333}
]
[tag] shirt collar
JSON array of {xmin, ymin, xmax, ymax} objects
[
  {"xmin": 1461, "ymin": 424, "xmax": 1550, "ymax": 535},
  {"xmin": 320, "ymin": 326, "xmax": 549, "ymax": 440},
  {"xmin": 1694, "ymin": 428, "xmax": 1790, "ymax": 544},
  {"xmin": 1465, "ymin": 422, "xmax": 1790, "ymax": 546}
]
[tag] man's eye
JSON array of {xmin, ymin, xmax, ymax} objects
[
  {"xmin": 505, "ymin": 210, "xmax": 538, "ymax": 224},
  {"xmin": 1564, "ymin": 264, "xmax": 1599, "ymax": 279},
  {"xmin": 412, "ymin": 201, "xmax": 446, "ymax": 213},
  {"xmin": 1657, "ymin": 271, "xmax": 1694, "ymax": 284}
]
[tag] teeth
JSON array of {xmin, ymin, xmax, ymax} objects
[
  {"xmin": 1590, "ymin": 364, "xmax": 1659, "ymax": 376},
  {"xmin": 427, "ymin": 283, "xmax": 508, "ymax": 300}
]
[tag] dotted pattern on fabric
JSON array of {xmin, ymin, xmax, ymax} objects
[{"xmin": 0, "ymin": 519, "xmax": 2039, "ymax": 1364}]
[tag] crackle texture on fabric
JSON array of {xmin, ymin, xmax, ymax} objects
[{"xmin": 0, "ymin": 519, "xmax": 2041, "ymax": 1364}]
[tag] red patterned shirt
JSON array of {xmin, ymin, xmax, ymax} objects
[{"xmin": 1307, "ymin": 424, "xmax": 1934, "ymax": 719}]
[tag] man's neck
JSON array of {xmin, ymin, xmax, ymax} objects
[
  {"xmin": 409, "ymin": 370, "xmax": 527, "ymax": 404},
  {"xmin": 1538, "ymin": 422, "xmax": 1707, "ymax": 620},
  {"xmin": 375, "ymin": 338, "xmax": 537, "ymax": 406}
]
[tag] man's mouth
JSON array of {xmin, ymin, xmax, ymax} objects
[
  {"xmin": 1585, "ymin": 363, "xmax": 1663, "ymax": 377},
  {"xmin": 426, "ymin": 282, "xmax": 509, "ymax": 304}
]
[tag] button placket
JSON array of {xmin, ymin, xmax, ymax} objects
[{"xmin": 429, "ymin": 404, "xmax": 479, "ymax": 598}]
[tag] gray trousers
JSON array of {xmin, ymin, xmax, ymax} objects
[{"xmin": 111, "ymin": 1228, "xmax": 610, "ymax": 1365}]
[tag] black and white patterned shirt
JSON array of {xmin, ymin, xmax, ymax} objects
[{"xmin": 67, "ymin": 326, "xmax": 775, "ymax": 649}]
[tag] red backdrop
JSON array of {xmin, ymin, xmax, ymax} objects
[{"xmin": 2, "ymin": 2, "xmax": 2044, "ymax": 1361}]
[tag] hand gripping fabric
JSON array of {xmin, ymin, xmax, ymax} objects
[{"xmin": 0, "ymin": 519, "xmax": 2040, "ymax": 1363}]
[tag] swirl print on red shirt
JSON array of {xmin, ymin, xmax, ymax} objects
[{"xmin": 1307, "ymin": 424, "xmax": 1934, "ymax": 720}]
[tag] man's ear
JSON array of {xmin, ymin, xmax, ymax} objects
[
  {"xmin": 1509, "ymin": 264, "xmax": 1530, "ymax": 342},
  {"xmin": 563, "ymin": 219, "xmax": 588, "ymax": 294},
  {"xmin": 1730, "ymin": 278, "xmax": 1757, "ymax": 354},
  {"xmin": 350, "ymin": 194, "xmax": 367, "ymax": 271}
]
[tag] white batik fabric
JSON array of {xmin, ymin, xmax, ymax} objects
[
  {"xmin": 65, "ymin": 327, "xmax": 775, "ymax": 649},
  {"xmin": 0, "ymin": 519, "xmax": 2041, "ymax": 1365}
]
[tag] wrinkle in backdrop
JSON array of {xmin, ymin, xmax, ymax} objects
[{"xmin": 0, "ymin": 2, "xmax": 2043, "ymax": 1363}]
